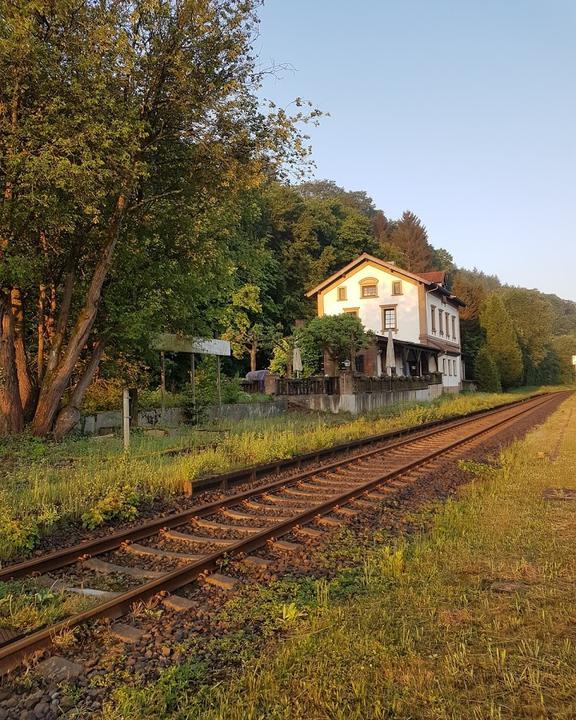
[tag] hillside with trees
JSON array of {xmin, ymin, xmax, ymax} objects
[{"xmin": 1, "ymin": 3, "xmax": 573, "ymax": 437}]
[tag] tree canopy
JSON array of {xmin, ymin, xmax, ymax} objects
[
  {"xmin": 0, "ymin": 0, "xmax": 317, "ymax": 435},
  {"xmin": 299, "ymin": 314, "xmax": 371, "ymax": 373}
]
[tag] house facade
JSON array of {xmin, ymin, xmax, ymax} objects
[{"xmin": 306, "ymin": 253, "xmax": 465, "ymax": 391}]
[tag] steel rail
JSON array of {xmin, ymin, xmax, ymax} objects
[
  {"xmin": 0, "ymin": 392, "xmax": 553, "ymax": 582},
  {"xmin": 0, "ymin": 391, "xmax": 563, "ymax": 675},
  {"xmin": 190, "ymin": 392, "xmax": 551, "ymax": 492}
]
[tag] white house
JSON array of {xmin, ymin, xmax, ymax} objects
[{"xmin": 306, "ymin": 253, "xmax": 465, "ymax": 391}]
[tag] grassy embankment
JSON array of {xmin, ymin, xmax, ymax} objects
[
  {"xmin": 0, "ymin": 388, "xmax": 558, "ymax": 560},
  {"xmin": 104, "ymin": 392, "xmax": 576, "ymax": 720}
]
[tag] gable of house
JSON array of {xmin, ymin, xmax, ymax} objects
[
  {"xmin": 307, "ymin": 253, "xmax": 464, "ymax": 351},
  {"xmin": 311, "ymin": 257, "xmax": 425, "ymax": 344}
]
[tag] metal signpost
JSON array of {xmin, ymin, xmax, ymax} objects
[{"xmin": 122, "ymin": 388, "xmax": 130, "ymax": 451}]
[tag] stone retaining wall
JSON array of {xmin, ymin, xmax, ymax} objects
[{"xmin": 79, "ymin": 399, "xmax": 287, "ymax": 435}]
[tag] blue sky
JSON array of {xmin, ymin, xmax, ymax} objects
[{"xmin": 255, "ymin": 0, "xmax": 575, "ymax": 301}]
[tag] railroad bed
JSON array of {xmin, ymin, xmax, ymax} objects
[{"xmin": 0, "ymin": 391, "xmax": 565, "ymax": 675}]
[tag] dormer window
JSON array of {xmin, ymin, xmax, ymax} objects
[
  {"xmin": 392, "ymin": 280, "xmax": 403, "ymax": 295},
  {"xmin": 359, "ymin": 277, "xmax": 378, "ymax": 298},
  {"xmin": 337, "ymin": 286, "xmax": 347, "ymax": 301}
]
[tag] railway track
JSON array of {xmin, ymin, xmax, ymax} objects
[{"xmin": 0, "ymin": 391, "xmax": 565, "ymax": 674}]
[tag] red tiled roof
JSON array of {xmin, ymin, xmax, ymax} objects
[{"xmin": 417, "ymin": 270, "xmax": 446, "ymax": 284}]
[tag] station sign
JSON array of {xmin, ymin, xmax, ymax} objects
[{"xmin": 152, "ymin": 333, "xmax": 231, "ymax": 356}]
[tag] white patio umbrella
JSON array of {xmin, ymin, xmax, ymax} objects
[
  {"xmin": 292, "ymin": 344, "xmax": 303, "ymax": 377},
  {"xmin": 385, "ymin": 329, "xmax": 396, "ymax": 376}
]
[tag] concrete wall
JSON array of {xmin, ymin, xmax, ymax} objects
[
  {"xmin": 79, "ymin": 400, "xmax": 287, "ymax": 435},
  {"xmin": 285, "ymin": 381, "xmax": 446, "ymax": 415}
]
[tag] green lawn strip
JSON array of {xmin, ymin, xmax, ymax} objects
[
  {"xmin": 103, "ymin": 393, "xmax": 576, "ymax": 720},
  {"xmin": 0, "ymin": 388, "xmax": 562, "ymax": 560}
]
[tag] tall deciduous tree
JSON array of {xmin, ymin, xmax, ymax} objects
[
  {"xmin": 499, "ymin": 288, "xmax": 553, "ymax": 367},
  {"xmin": 480, "ymin": 294, "xmax": 523, "ymax": 388},
  {"xmin": 222, "ymin": 284, "xmax": 281, "ymax": 372},
  {"xmin": 299, "ymin": 314, "xmax": 371, "ymax": 373},
  {"xmin": 451, "ymin": 268, "xmax": 501, "ymax": 377},
  {"xmin": 0, "ymin": 0, "xmax": 315, "ymax": 436}
]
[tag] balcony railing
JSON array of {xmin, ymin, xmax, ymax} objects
[
  {"xmin": 267, "ymin": 372, "xmax": 442, "ymax": 397},
  {"xmin": 275, "ymin": 376, "xmax": 340, "ymax": 396},
  {"xmin": 352, "ymin": 372, "xmax": 443, "ymax": 394}
]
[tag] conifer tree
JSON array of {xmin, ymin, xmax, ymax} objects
[
  {"xmin": 479, "ymin": 294, "xmax": 523, "ymax": 388},
  {"xmin": 384, "ymin": 211, "xmax": 434, "ymax": 272},
  {"xmin": 474, "ymin": 346, "xmax": 502, "ymax": 392}
]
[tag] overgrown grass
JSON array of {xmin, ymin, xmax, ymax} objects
[
  {"xmin": 0, "ymin": 580, "xmax": 97, "ymax": 635},
  {"xmin": 103, "ymin": 392, "xmax": 576, "ymax": 720},
  {"xmin": 0, "ymin": 389, "xmax": 557, "ymax": 560}
]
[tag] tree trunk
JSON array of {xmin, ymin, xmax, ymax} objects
[
  {"xmin": 37, "ymin": 283, "xmax": 46, "ymax": 382},
  {"xmin": 250, "ymin": 342, "xmax": 257, "ymax": 372},
  {"xmin": 0, "ymin": 296, "xmax": 24, "ymax": 434},
  {"xmin": 53, "ymin": 339, "xmax": 106, "ymax": 440},
  {"xmin": 31, "ymin": 192, "xmax": 128, "ymax": 436},
  {"xmin": 45, "ymin": 264, "xmax": 75, "ymax": 376},
  {"xmin": 11, "ymin": 288, "xmax": 36, "ymax": 420}
]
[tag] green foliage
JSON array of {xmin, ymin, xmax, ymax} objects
[
  {"xmin": 474, "ymin": 345, "xmax": 502, "ymax": 392},
  {"xmin": 221, "ymin": 283, "xmax": 282, "ymax": 369},
  {"xmin": 181, "ymin": 357, "xmax": 270, "ymax": 423},
  {"xmin": 299, "ymin": 314, "xmax": 371, "ymax": 371},
  {"xmin": 0, "ymin": 492, "xmax": 58, "ymax": 556},
  {"xmin": 268, "ymin": 335, "xmax": 318, "ymax": 377},
  {"xmin": 500, "ymin": 288, "xmax": 554, "ymax": 367},
  {"xmin": 81, "ymin": 484, "xmax": 140, "ymax": 530},
  {"xmin": 81, "ymin": 379, "xmax": 185, "ymax": 413},
  {"xmin": 480, "ymin": 294, "xmax": 523, "ymax": 388},
  {"xmin": 551, "ymin": 335, "xmax": 576, "ymax": 383},
  {"xmin": 457, "ymin": 459, "xmax": 498, "ymax": 476},
  {"xmin": 431, "ymin": 247, "xmax": 455, "ymax": 273}
]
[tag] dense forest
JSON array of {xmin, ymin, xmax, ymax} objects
[
  {"xmin": 1, "ymin": 1, "xmax": 574, "ymax": 437},
  {"xmin": 91, "ymin": 176, "xmax": 576, "ymax": 395}
]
